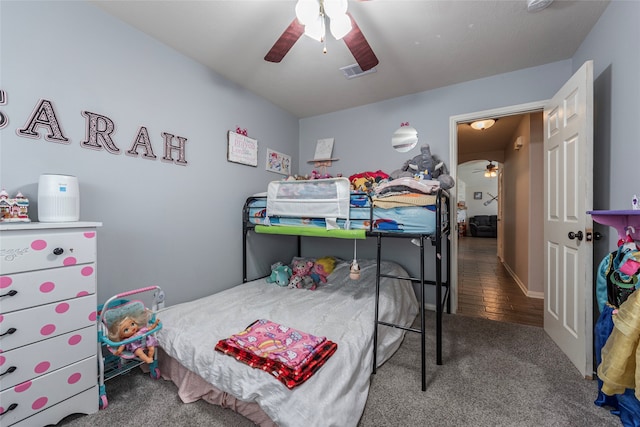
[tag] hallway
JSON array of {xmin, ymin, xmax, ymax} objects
[{"xmin": 457, "ymin": 236, "xmax": 543, "ymax": 327}]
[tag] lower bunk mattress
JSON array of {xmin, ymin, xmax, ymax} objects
[
  {"xmin": 155, "ymin": 259, "xmax": 418, "ymax": 427},
  {"xmin": 247, "ymin": 194, "xmax": 437, "ymax": 234}
]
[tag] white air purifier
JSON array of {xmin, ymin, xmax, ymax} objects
[{"xmin": 38, "ymin": 174, "xmax": 80, "ymax": 222}]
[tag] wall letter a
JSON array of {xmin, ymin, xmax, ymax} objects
[
  {"xmin": 126, "ymin": 126, "xmax": 157, "ymax": 159},
  {"xmin": 17, "ymin": 98, "xmax": 69, "ymax": 143}
]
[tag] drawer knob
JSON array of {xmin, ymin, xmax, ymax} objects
[
  {"xmin": 53, "ymin": 247, "xmax": 64, "ymax": 255},
  {"xmin": 0, "ymin": 327, "xmax": 17, "ymax": 337},
  {"xmin": 0, "ymin": 289, "xmax": 17, "ymax": 298},
  {"xmin": 0, "ymin": 366, "xmax": 16, "ymax": 377},
  {"xmin": 0, "ymin": 403, "xmax": 18, "ymax": 416}
]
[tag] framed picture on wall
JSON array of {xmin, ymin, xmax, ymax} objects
[
  {"xmin": 266, "ymin": 148, "xmax": 291, "ymax": 175},
  {"xmin": 473, "ymin": 191, "xmax": 483, "ymax": 200},
  {"xmin": 227, "ymin": 130, "xmax": 258, "ymax": 167}
]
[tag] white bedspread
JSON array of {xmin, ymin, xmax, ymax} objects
[{"xmin": 156, "ymin": 259, "xmax": 418, "ymax": 427}]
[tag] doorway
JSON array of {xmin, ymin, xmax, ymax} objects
[{"xmin": 448, "ymin": 101, "xmax": 547, "ymax": 323}]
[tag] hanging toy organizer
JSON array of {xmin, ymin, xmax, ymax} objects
[{"xmin": 588, "ymin": 210, "xmax": 640, "ymax": 426}]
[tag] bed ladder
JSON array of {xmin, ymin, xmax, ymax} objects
[{"xmin": 371, "ymin": 197, "xmax": 451, "ymax": 391}]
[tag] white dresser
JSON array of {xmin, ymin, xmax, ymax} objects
[{"xmin": 0, "ymin": 222, "xmax": 101, "ymax": 426}]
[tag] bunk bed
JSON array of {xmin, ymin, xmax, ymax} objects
[
  {"xmin": 155, "ymin": 177, "xmax": 451, "ymax": 426},
  {"xmin": 242, "ymin": 177, "xmax": 452, "ymax": 388}
]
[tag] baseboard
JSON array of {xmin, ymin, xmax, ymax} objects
[{"xmin": 502, "ymin": 261, "xmax": 543, "ymax": 299}]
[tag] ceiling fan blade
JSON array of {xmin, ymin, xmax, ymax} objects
[
  {"xmin": 342, "ymin": 12, "xmax": 379, "ymax": 71},
  {"xmin": 265, "ymin": 19, "xmax": 305, "ymax": 63}
]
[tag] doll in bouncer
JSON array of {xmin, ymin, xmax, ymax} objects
[{"xmin": 108, "ymin": 309, "xmax": 160, "ymax": 364}]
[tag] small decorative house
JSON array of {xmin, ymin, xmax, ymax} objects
[{"xmin": 0, "ymin": 189, "xmax": 31, "ymax": 222}]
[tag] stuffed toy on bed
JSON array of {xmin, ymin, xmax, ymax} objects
[
  {"xmin": 390, "ymin": 144, "xmax": 455, "ymax": 190},
  {"xmin": 289, "ymin": 258, "xmax": 315, "ymax": 290},
  {"xmin": 310, "ymin": 257, "xmax": 337, "ymax": 287},
  {"xmin": 266, "ymin": 262, "xmax": 293, "ymax": 287}
]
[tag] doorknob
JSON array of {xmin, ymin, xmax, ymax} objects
[{"xmin": 568, "ymin": 231, "xmax": 584, "ymax": 241}]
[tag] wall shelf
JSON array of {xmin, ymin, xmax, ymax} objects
[{"xmin": 587, "ymin": 210, "xmax": 640, "ymax": 240}]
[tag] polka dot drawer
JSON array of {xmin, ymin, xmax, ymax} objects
[{"xmin": 0, "ymin": 222, "xmax": 102, "ymax": 426}]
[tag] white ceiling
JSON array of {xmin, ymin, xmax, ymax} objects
[{"xmin": 91, "ymin": 0, "xmax": 610, "ymax": 119}]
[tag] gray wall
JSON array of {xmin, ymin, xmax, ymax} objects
[
  {"xmin": 572, "ymin": 0, "xmax": 640, "ymax": 260},
  {"xmin": 300, "ymin": 0, "xmax": 639, "ymax": 293},
  {"xmin": 299, "ymin": 61, "xmax": 573, "ymax": 281},
  {"xmin": 0, "ymin": 1, "xmax": 299, "ymax": 305},
  {"xmin": 2, "ymin": 0, "xmax": 637, "ymax": 306}
]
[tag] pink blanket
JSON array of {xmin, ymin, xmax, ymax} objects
[{"xmin": 228, "ymin": 319, "xmax": 326, "ymax": 369}]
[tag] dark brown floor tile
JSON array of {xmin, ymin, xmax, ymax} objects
[{"xmin": 457, "ymin": 237, "xmax": 543, "ymax": 328}]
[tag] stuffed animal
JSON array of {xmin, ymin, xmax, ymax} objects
[
  {"xmin": 351, "ymin": 176, "xmax": 373, "ymax": 192},
  {"xmin": 266, "ymin": 262, "xmax": 293, "ymax": 287},
  {"xmin": 349, "ymin": 170, "xmax": 390, "ymax": 192},
  {"xmin": 390, "ymin": 144, "xmax": 455, "ymax": 190},
  {"xmin": 288, "ymin": 258, "xmax": 315, "ymax": 290},
  {"xmin": 310, "ymin": 170, "xmax": 332, "ymax": 180},
  {"xmin": 309, "ymin": 257, "xmax": 337, "ymax": 286}
]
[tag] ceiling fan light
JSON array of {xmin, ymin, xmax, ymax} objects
[
  {"xmin": 470, "ymin": 119, "xmax": 496, "ymax": 131},
  {"xmin": 330, "ymin": 13, "xmax": 352, "ymax": 40},
  {"xmin": 295, "ymin": 0, "xmax": 320, "ymax": 26},
  {"xmin": 304, "ymin": 15, "xmax": 325, "ymax": 42},
  {"xmin": 324, "ymin": 0, "xmax": 348, "ymax": 18}
]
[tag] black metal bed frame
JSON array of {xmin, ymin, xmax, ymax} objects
[{"xmin": 241, "ymin": 188, "xmax": 451, "ymax": 391}]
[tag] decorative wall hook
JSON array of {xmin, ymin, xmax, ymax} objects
[
  {"xmin": 400, "ymin": 122, "xmax": 410, "ymax": 127},
  {"xmin": 235, "ymin": 126, "xmax": 248, "ymax": 136}
]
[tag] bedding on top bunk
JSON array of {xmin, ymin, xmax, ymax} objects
[
  {"xmin": 247, "ymin": 177, "xmax": 441, "ymax": 234},
  {"xmin": 156, "ymin": 259, "xmax": 418, "ymax": 427}
]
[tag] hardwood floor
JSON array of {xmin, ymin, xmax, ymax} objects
[{"xmin": 456, "ymin": 236, "xmax": 543, "ymax": 327}]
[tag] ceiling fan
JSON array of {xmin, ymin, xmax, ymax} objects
[
  {"xmin": 264, "ymin": 0, "xmax": 379, "ymax": 72},
  {"xmin": 472, "ymin": 161, "xmax": 499, "ymax": 177}
]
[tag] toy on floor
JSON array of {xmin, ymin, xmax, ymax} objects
[{"xmin": 98, "ymin": 286, "xmax": 163, "ymax": 409}]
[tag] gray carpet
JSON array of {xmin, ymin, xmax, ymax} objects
[{"xmin": 57, "ymin": 313, "xmax": 621, "ymax": 427}]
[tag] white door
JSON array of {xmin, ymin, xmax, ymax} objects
[{"xmin": 543, "ymin": 60, "xmax": 594, "ymax": 378}]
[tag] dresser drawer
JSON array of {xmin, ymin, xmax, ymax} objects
[
  {"xmin": 0, "ymin": 263, "xmax": 96, "ymax": 314},
  {"xmin": 11, "ymin": 386, "xmax": 98, "ymax": 426},
  {"xmin": 0, "ymin": 356, "xmax": 96, "ymax": 426},
  {"xmin": 0, "ymin": 229, "xmax": 97, "ymax": 275},
  {"xmin": 0, "ymin": 295, "xmax": 95, "ymax": 353},
  {"xmin": 0, "ymin": 326, "xmax": 95, "ymax": 391}
]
